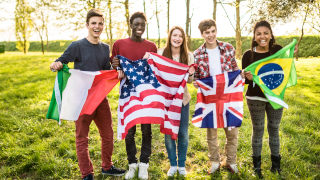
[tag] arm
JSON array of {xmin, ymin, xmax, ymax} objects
[
  {"xmin": 230, "ymin": 45, "xmax": 239, "ymax": 71},
  {"xmin": 50, "ymin": 42, "xmax": 78, "ymax": 71},
  {"xmin": 242, "ymin": 51, "xmax": 253, "ymax": 82},
  {"xmin": 187, "ymin": 53, "xmax": 195, "ymax": 83}
]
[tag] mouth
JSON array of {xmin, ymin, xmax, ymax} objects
[
  {"xmin": 173, "ymin": 40, "xmax": 181, "ymax": 44},
  {"xmin": 93, "ymin": 30, "xmax": 101, "ymax": 33},
  {"xmin": 260, "ymin": 40, "xmax": 267, "ymax": 45}
]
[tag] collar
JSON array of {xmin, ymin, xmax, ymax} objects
[{"xmin": 199, "ymin": 40, "xmax": 225, "ymax": 54}]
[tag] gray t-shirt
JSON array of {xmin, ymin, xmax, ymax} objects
[{"xmin": 55, "ymin": 38, "xmax": 111, "ymax": 71}]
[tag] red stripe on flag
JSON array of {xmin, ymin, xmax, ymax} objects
[
  {"xmin": 156, "ymin": 75, "xmax": 187, "ymax": 88},
  {"xmin": 149, "ymin": 52, "xmax": 189, "ymax": 68},
  {"xmin": 80, "ymin": 70, "xmax": 119, "ymax": 117},
  {"xmin": 149, "ymin": 60, "xmax": 188, "ymax": 75},
  {"xmin": 192, "ymin": 117, "xmax": 203, "ymax": 124},
  {"xmin": 234, "ymin": 80, "xmax": 243, "ymax": 88},
  {"xmin": 119, "ymin": 89, "xmax": 184, "ymax": 112},
  {"xmin": 228, "ymin": 107, "xmax": 243, "ymax": 118},
  {"xmin": 121, "ymin": 116, "xmax": 164, "ymax": 139},
  {"xmin": 123, "ymin": 102, "xmax": 166, "ymax": 118}
]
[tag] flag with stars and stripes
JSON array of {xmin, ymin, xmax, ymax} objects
[
  {"xmin": 117, "ymin": 53, "xmax": 190, "ymax": 140},
  {"xmin": 192, "ymin": 70, "xmax": 244, "ymax": 128}
]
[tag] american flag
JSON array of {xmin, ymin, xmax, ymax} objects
[
  {"xmin": 192, "ymin": 70, "xmax": 244, "ymax": 128},
  {"xmin": 117, "ymin": 53, "xmax": 190, "ymax": 140}
]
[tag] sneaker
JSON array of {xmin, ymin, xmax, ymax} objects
[
  {"xmin": 227, "ymin": 164, "xmax": 239, "ymax": 174},
  {"xmin": 138, "ymin": 162, "xmax": 149, "ymax": 180},
  {"xmin": 167, "ymin": 166, "xmax": 177, "ymax": 177},
  {"xmin": 102, "ymin": 165, "xmax": 126, "ymax": 176},
  {"xmin": 178, "ymin": 167, "xmax": 187, "ymax": 176},
  {"xmin": 125, "ymin": 163, "xmax": 138, "ymax": 179},
  {"xmin": 210, "ymin": 162, "xmax": 220, "ymax": 174},
  {"xmin": 83, "ymin": 174, "xmax": 94, "ymax": 180}
]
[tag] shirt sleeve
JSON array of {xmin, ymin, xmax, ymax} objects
[
  {"xmin": 152, "ymin": 44, "xmax": 158, "ymax": 53},
  {"xmin": 230, "ymin": 45, "xmax": 238, "ymax": 69},
  {"xmin": 187, "ymin": 52, "xmax": 195, "ymax": 83},
  {"xmin": 110, "ymin": 41, "xmax": 118, "ymax": 61},
  {"xmin": 193, "ymin": 51, "xmax": 200, "ymax": 79},
  {"xmin": 55, "ymin": 41, "xmax": 78, "ymax": 64},
  {"xmin": 104, "ymin": 45, "xmax": 111, "ymax": 70},
  {"xmin": 241, "ymin": 50, "xmax": 251, "ymax": 84}
]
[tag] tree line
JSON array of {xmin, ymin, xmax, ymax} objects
[{"xmin": 1, "ymin": 0, "xmax": 320, "ymax": 59}]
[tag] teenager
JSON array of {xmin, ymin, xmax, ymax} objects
[
  {"xmin": 144, "ymin": 26, "xmax": 195, "ymax": 177},
  {"xmin": 111, "ymin": 12, "xmax": 157, "ymax": 180},
  {"xmin": 242, "ymin": 20, "xmax": 286, "ymax": 178},
  {"xmin": 50, "ymin": 9, "xmax": 126, "ymax": 180},
  {"xmin": 193, "ymin": 19, "xmax": 241, "ymax": 174}
]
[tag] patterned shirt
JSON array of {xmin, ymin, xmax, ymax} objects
[{"xmin": 193, "ymin": 40, "xmax": 238, "ymax": 79}]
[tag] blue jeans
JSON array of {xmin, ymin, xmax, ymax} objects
[{"xmin": 165, "ymin": 103, "xmax": 189, "ymax": 167}]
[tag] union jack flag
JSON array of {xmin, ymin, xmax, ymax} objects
[
  {"xmin": 192, "ymin": 70, "xmax": 244, "ymax": 128},
  {"xmin": 117, "ymin": 53, "xmax": 190, "ymax": 140}
]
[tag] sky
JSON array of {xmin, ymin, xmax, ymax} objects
[{"xmin": 0, "ymin": 0, "xmax": 309, "ymax": 42}]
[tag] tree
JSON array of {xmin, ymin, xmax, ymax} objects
[
  {"xmin": 213, "ymin": 0, "xmax": 218, "ymax": 20},
  {"xmin": 166, "ymin": 0, "xmax": 170, "ymax": 33},
  {"xmin": 15, "ymin": 0, "xmax": 33, "ymax": 54},
  {"xmin": 31, "ymin": 0, "xmax": 52, "ymax": 54},
  {"xmin": 186, "ymin": 0, "xmax": 191, "ymax": 49},
  {"xmin": 253, "ymin": 0, "xmax": 316, "ymax": 59},
  {"xmin": 124, "ymin": 0, "xmax": 131, "ymax": 36},
  {"xmin": 155, "ymin": 0, "xmax": 160, "ymax": 48},
  {"xmin": 107, "ymin": 0, "xmax": 113, "ymax": 49},
  {"xmin": 220, "ymin": 0, "xmax": 253, "ymax": 59}
]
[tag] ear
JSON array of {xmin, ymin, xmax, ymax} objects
[
  {"xmin": 201, "ymin": 33, "xmax": 204, "ymax": 38},
  {"xmin": 86, "ymin": 23, "xmax": 89, "ymax": 29}
]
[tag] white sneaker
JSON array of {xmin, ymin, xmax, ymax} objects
[
  {"xmin": 227, "ymin": 164, "xmax": 239, "ymax": 174},
  {"xmin": 167, "ymin": 166, "xmax": 177, "ymax": 177},
  {"xmin": 178, "ymin": 167, "xmax": 187, "ymax": 176},
  {"xmin": 210, "ymin": 162, "xmax": 220, "ymax": 174},
  {"xmin": 138, "ymin": 163, "xmax": 149, "ymax": 180},
  {"xmin": 125, "ymin": 163, "xmax": 137, "ymax": 179}
]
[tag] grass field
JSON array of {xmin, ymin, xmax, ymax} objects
[{"xmin": 0, "ymin": 52, "xmax": 319, "ymax": 180}]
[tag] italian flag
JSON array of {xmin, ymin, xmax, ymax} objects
[{"xmin": 46, "ymin": 65, "xmax": 120, "ymax": 124}]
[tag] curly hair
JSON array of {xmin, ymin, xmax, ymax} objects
[{"xmin": 129, "ymin": 11, "xmax": 147, "ymax": 25}]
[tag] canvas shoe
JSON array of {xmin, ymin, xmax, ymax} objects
[
  {"xmin": 210, "ymin": 162, "xmax": 220, "ymax": 174},
  {"xmin": 125, "ymin": 163, "xmax": 138, "ymax": 179},
  {"xmin": 178, "ymin": 167, "xmax": 187, "ymax": 176},
  {"xmin": 167, "ymin": 166, "xmax": 177, "ymax": 177},
  {"xmin": 227, "ymin": 164, "xmax": 239, "ymax": 174},
  {"xmin": 83, "ymin": 174, "xmax": 94, "ymax": 180},
  {"xmin": 102, "ymin": 165, "xmax": 126, "ymax": 176},
  {"xmin": 138, "ymin": 162, "xmax": 149, "ymax": 180}
]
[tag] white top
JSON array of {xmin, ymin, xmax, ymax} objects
[{"xmin": 207, "ymin": 46, "xmax": 222, "ymax": 76}]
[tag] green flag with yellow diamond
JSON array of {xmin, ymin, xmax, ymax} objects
[{"xmin": 245, "ymin": 39, "xmax": 297, "ymax": 109}]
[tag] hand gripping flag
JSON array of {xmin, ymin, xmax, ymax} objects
[
  {"xmin": 46, "ymin": 64, "xmax": 120, "ymax": 124},
  {"xmin": 117, "ymin": 53, "xmax": 189, "ymax": 140},
  {"xmin": 245, "ymin": 39, "xmax": 297, "ymax": 109},
  {"xmin": 192, "ymin": 70, "xmax": 244, "ymax": 128}
]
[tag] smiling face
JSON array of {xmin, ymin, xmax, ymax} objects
[
  {"xmin": 254, "ymin": 26, "xmax": 272, "ymax": 49},
  {"xmin": 130, "ymin": 17, "xmax": 146, "ymax": 38},
  {"xmin": 201, "ymin": 26, "xmax": 217, "ymax": 48},
  {"xmin": 86, "ymin": 16, "xmax": 104, "ymax": 39},
  {"xmin": 170, "ymin": 29, "xmax": 184, "ymax": 48}
]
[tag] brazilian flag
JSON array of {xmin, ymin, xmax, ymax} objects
[{"xmin": 245, "ymin": 39, "xmax": 297, "ymax": 109}]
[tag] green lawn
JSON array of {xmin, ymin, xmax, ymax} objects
[{"xmin": 0, "ymin": 52, "xmax": 319, "ymax": 180}]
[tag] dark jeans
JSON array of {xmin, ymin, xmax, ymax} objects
[{"xmin": 125, "ymin": 124, "xmax": 152, "ymax": 164}]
